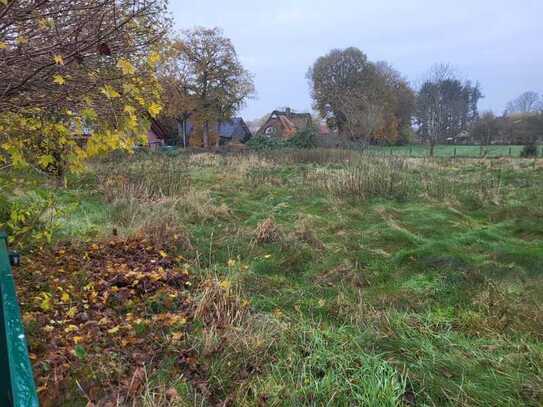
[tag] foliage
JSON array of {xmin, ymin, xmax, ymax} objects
[
  {"xmin": 0, "ymin": 189, "xmax": 61, "ymax": 249},
  {"xmin": 521, "ymin": 143, "xmax": 539, "ymax": 158},
  {"xmin": 247, "ymin": 128, "xmax": 317, "ymax": 151},
  {"xmin": 307, "ymin": 48, "xmax": 415, "ymax": 142},
  {"xmin": 286, "ymin": 127, "xmax": 317, "ymax": 149},
  {"xmin": 0, "ymin": 0, "xmax": 170, "ymax": 176},
  {"xmin": 416, "ymin": 64, "xmax": 482, "ymax": 146},
  {"xmin": 158, "ymin": 28, "xmax": 255, "ymax": 148},
  {"xmin": 469, "ymin": 111, "xmax": 543, "ymax": 145}
]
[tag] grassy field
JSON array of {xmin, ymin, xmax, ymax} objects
[
  {"xmin": 2, "ymin": 149, "xmax": 543, "ymax": 406},
  {"xmin": 365, "ymin": 144, "xmax": 540, "ymax": 158}
]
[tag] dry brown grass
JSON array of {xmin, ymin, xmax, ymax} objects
[
  {"xmin": 253, "ymin": 217, "xmax": 282, "ymax": 244},
  {"xmin": 194, "ymin": 278, "xmax": 250, "ymax": 328},
  {"xmin": 190, "ymin": 277, "xmax": 285, "ymax": 403}
]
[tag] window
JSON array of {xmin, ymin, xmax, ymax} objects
[{"xmin": 265, "ymin": 126, "xmax": 277, "ymax": 136}]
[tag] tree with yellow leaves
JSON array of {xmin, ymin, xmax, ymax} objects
[{"xmin": 0, "ymin": 0, "xmax": 171, "ymax": 177}]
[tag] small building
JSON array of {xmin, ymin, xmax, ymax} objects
[
  {"xmin": 146, "ymin": 117, "xmax": 251, "ymax": 147},
  {"xmin": 147, "ymin": 119, "xmax": 168, "ymax": 149},
  {"xmin": 218, "ymin": 118, "xmax": 252, "ymax": 144},
  {"xmin": 257, "ymin": 108, "xmax": 312, "ymax": 139}
]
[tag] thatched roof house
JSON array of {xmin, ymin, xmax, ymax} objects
[{"xmin": 257, "ymin": 108, "xmax": 312, "ymax": 139}]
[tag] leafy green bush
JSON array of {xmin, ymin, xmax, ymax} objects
[
  {"xmin": 520, "ymin": 143, "xmax": 538, "ymax": 158},
  {"xmin": 247, "ymin": 128, "xmax": 317, "ymax": 151},
  {"xmin": 287, "ymin": 127, "xmax": 317, "ymax": 149},
  {"xmin": 246, "ymin": 135, "xmax": 284, "ymax": 151},
  {"xmin": 0, "ymin": 190, "xmax": 61, "ymax": 249}
]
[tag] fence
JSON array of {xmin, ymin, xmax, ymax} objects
[{"xmin": 0, "ymin": 231, "xmax": 39, "ymax": 407}]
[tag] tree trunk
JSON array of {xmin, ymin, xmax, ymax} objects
[
  {"xmin": 215, "ymin": 122, "xmax": 221, "ymax": 148},
  {"xmin": 203, "ymin": 121, "xmax": 209, "ymax": 149}
]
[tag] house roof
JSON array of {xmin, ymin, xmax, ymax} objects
[
  {"xmin": 218, "ymin": 118, "xmax": 252, "ymax": 139},
  {"xmin": 258, "ymin": 109, "xmax": 312, "ymax": 135}
]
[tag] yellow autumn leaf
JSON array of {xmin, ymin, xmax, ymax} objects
[
  {"xmin": 37, "ymin": 154, "xmax": 54, "ymax": 168},
  {"xmin": 0, "ymin": 41, "xmax": 7, "ymax": 49},
  {"xmin": 61, "ymin": 292, "xmax": 70, "ymax": 303},
  {"xmin": 148, "ymin": 102, "xmax": 162, "ymax": 118},
  {"xmin": 124, "ymin": 105, "xmax": 136, "ymax": 114},
  {"xmin": 117, "ymin": 58, "xmax": 136, "ymax": 75},
  {"xmin": 73, "ymin": 336, "xmax": 84, "ymax": 344},
  {"xmin": 101, "ymin": 85, "xmax": 121, "ymax": 99},
  {"xmin": 219, "ymin": 279, "xmax": 231, "ymax": 290},
  {"xmin": 108, "ymin": 326, "xmax": 120, "ymax": 334},
  {"xmin": 159, "ymin": 250, "xmax": 167, "ymax": 258},
  {"xmin": 227, "ymin": 259, "xmax": 237, "ymax": 268},
  {"xmin": 53, "ymin": 74, "xmax": 66, "ymax": 85},
  {"xmin": 53, "ymin": 54, "xmax": 64, "ymax": 65},
  {"xmin": 16, "ymin": 36, "xmax": 28, "ymax": 45},
  {"xmin": 65, "ymin": 325, "xmax": 79, "ymax": 333},
  {"xmin": 38, "ymin": 293, "xmax": 52, "ymax": 311},
  {"xmin": 147, "ymin": 51, "xmax": 161, "ymax": 66},
  {"xmin": 318, "ymin": 299, "xmax": 326, "ymax": 307},
  {"xmin": 67, "ymin": 307, "xmax": 78, "ymax": 318}
]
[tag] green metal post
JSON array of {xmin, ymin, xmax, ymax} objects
[{"xmin": 0, "ymin": 231, "xmax": 39, "ymax": 407}]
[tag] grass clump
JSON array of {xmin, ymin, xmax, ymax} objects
[{"xmin": 266, "ymin": 324, "xmax": 406, "ymax": 406}]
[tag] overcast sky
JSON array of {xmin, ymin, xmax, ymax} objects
[{"xmin": 170, "ymin": 0, "xmax": 542, "ymax": 120}]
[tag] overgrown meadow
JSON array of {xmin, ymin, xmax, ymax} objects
[{"xmin": 2, "ymin": 149, "xmax": 543, "ymax": 406}]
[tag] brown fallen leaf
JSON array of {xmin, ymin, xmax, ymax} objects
[
  {"xmin": 128, "ymin": 367, "xmax": 146, "ymax": 397},
  {"xmin": 165, "ymin": 387, "xmax": 178, "ymax": 401}
]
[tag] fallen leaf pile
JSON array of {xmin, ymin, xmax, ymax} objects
[{"xmin": 15, "ymin": 236, "xmax": 193, "ymax": 405}]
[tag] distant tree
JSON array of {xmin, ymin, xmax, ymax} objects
[
  {"xmin": 307, "ymin": 48, "xmax": 415, "ymax": 144},
  {"xmin": 505, "ymin": 91, "xmax": 541, "ymax": 115},
  {"xmin": 160, "ymin": 28, "xmax": 255, "ymax": 148},
  {"xmin": 471, "ymin": 112, "xmax": 500, "ymax": 145},
  {"xmin": 415, "ymin": 64, "xmax": 482, "ymax": 155}
]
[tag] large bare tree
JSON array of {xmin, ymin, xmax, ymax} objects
[{"xmin": 505, "ymin": 91, "xmax": 541, "ymax": 115}]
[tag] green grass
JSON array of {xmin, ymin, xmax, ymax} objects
[
  {"xmin": 366, "ymin": 144, "xmax": 540, "ymax": 158},
  {"xmin": 3, "ymin": 150, "xmax": 543, "ymax": 405}
]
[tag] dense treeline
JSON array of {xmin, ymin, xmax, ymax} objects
[
  {"xmin": 471, "ymin": 112, "xmax": 543, "ymax": 145},
  {"xmin": 308, "ymin": 49, "xmax": 542, "ymax": 149}
]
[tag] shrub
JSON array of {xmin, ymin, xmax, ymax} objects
[
  {"xmin": 286, "ymin": 127, "xmax": 317, "ymax": 149},
  {"xmin": 247, "ymin": 128, "xmax": 317, "ymax": 151},
  {"xmin": 0, "ymin": 190, "xmax": 61, "ymax": 249},
  {"xmin": 520, "ymin": 143, "xmax": 538, "ymax": 158},
  {"xmin": 246, "ymin": 135, "xmax": 283, "ymax": 151}
]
